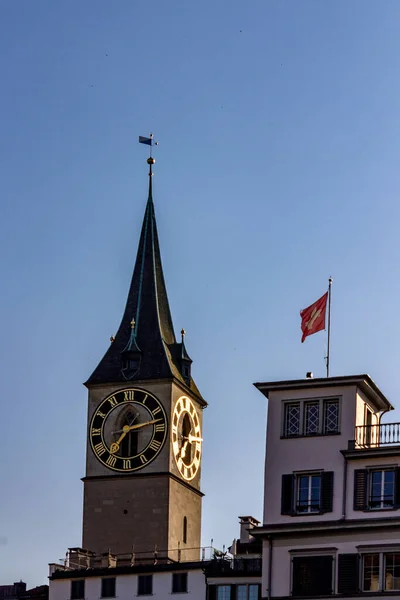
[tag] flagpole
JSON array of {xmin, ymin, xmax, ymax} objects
[{"xmin": 326, "ymin": 277, "xmax": 333, "ymax": 377}]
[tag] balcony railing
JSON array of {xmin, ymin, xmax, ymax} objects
[
  {"xmin": 204, "ymin": 557, "xmax": 262, "ymax": 577},
  {"xmin": 355, "ymin": 422, "xmax": 400, "ymax": 448}
]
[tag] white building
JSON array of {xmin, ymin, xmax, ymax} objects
[
  {"xmin": 253, "ymin": 374, "xmax": 400, "ymax": 600},
  {"xmin": 48, "ymin": 518, "xmax": 261, "ymax": 600}
]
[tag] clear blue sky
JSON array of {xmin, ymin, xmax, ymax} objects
[{"xmin": 2, "ymin": 0, "xmax": 400, "ymax": 587}]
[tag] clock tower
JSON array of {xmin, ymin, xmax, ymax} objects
[{"xmin": 82, "ymin": 156, "xmax": 206, "ymax": 562}]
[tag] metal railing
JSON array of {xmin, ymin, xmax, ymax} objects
[
  {"xmin": 355, "ymin": 422, "xmax": 400, "ymax": 448},
  {"xmin": 204, "ymin": 557, "xmax": 262, "ymax": 577}
]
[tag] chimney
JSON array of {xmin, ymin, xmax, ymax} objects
[
  {"xmin": 238, "ymin": 516, "xmax": 260, "ymax": 544},
  {"xmin": 306, "ymin": 372, "xmax": 313, "ymax": 379}
]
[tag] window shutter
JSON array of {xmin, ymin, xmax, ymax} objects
[
  {"xmin": 395, "ymin": 468, "xmax": 400, "ymax": 507},
  {"xmin": 230, "ymin": 584, "xmax": 237, "ymax": 600},
  {"xmin": 281, "ymin": 474, "xmax": 294, "ymax": 515},
  {"xmin": 207, "ymin": 585, "xmax": 216, "ymax": 600},
  {"xmin": 338, "ymin": 554, "xmax": 359, "ymax": 593},
  {"xmin": 321, "ymin": 471, "xmax": 334, "ymax": 513},
  {"xmin": 353, "ymin": 469, "xmax": 368, "ymax": 510},
  {"xmin": 292, "ymin": 556, "xmax": 333, "ymax": 596}
]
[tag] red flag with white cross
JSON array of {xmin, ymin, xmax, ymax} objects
[{"xmin": 300, "ymin": 292, "xmax": 328, "ymax": 343}]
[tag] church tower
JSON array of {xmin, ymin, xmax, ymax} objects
[{"xmin": 82, "ymin": 154, "xmax": 206, "ymax": 562}]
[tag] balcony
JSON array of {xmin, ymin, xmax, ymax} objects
[
  {"xmin": 204, "ymin": 557, "xmax": 262, "ymax": 577},
  {"xmin": 355, "ymin": 422, "xmax": 400, "ymax": 448}
]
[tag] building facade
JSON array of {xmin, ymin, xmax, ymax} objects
[{"xmin": 254, "ymin": 374, "xmax": 400, "ymax": 600}]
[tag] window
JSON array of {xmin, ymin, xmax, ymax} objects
[
  {"xmin": 370, "ymin": 470, "xmax": 395, "ymax": 508},
  {"xmin": 237, "ymin": 585, "xmax": 260, "ymax": 600},
  {"xmin": 283, "ymin": 398, "xmax": 339, "ymax": 437},
  {"xmin": 297, "ymin": 474, "xmax": 321, "ymax": 513},
  {"xmin": 354, "ymin": 468, "xmax": 399, "ymax": 511},
  {"xmin": 285, "ymin": 402, "xmax": 300, "ymax": 436},
  {"xmin": 183, "ymin": 516, "xmax": 187, "ymax": 544},
  {"xmin": 172, "ymin": 573, "xmax": 187, "ymax": 593},
  {"xmin": 137, "ymin": 575, "xmax": 153, "ymax": 595},
  {"xmin": 362, "ymin": 552, "xmax": 400, "ymax": 591},
  {"xmin": 292, "ymin": 555, "xmax": 333, "ymax": 596},
  {"xmin": 216, "ymin": 586, "xmax": 231, "ymax": 600},
  {"xmin": 101, "ymin": 578, "xmax": 116, "ymax": 598},
  {"xmin": 71, "ymin": 580, "xmax": 85, "ymax": 600},
  {"xmin": 281, "ymin": 471, "xmax": 333, "ymax": 515},
  {"xmin": 305, "ymin": 402, "xmax": 319, "ymax": 435}
]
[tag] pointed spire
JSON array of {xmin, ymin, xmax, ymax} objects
[{"xmin": 85, "ymin": 156, "xmax": 204, "ymax": 403}]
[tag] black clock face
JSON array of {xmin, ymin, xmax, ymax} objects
[{"xmin": 89, "ymin": 388, "xmax": 168, "ymax": 472}]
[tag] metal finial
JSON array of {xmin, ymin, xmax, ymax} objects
[
  {"xmin": 110, "ymin": 335, "xmax": 115, "ymax": 343},
  {"xmin": 181, "ymin": 328, "xmax": 186, "ymax": 341},
  {"xmin": 130, "ymin": 319, "xmax": 136, "ymax": 330}
]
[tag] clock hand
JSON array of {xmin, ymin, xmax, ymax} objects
[
  {"xmin": 128, "ymin": 418, "xmax": 162, "ymax": 431},
  {"xmin": 188, "ymin": 434, "xmax": 203, "ymax": 443},
  {"xmin": 179, "ymin": 440, "xmax": 190, "ymax": 459},
  {"xmin": 110, "ymin": 419, "xmax": 163, "ymax": 454}
]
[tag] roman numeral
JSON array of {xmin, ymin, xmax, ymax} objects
[
  {"xmin": 124, "ymin": 390, "xmax": 134, "ymax": 402},
  {"xmin": 123, "ymin": 459, "xmax": 131, "ymax": 469},
  {"xmin": 156, "ymin": 423, "xmax": 165, "ymax": 433},
  {"xmin": 149, "ymin": 440, "xmax": 161, "ymax": 451},
  {"xmin": 94, "ymin": 442, "xmax": 106, "ymax": 456},
  {"xmin": 108, "ymin": 396, "xmax": 118, "ymax": 408},
  {"xmin": 142, "ymin": 394, "xmax": 149, "ymax": 405},
  {"xmin": 152, "ymin": 406, "xmax": 161, "ymax": 417},
  {"xmin": 106, "ymin": 455, "xmax": 117, "ymax": 467},
  {"xmin": 140, "ymin": 454, "xmax": 148, "ymax": 464},
  {"xmin": 91, "ymin": 428, "xmax": 101, "ymax": 436},
  {"xmin": 97, "ymin": 411, "xmax": 106, "ymax": 419}
]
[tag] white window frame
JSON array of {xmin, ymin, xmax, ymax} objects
[
  {"xmin": 236, "ymin": 584, "xmax": 260, "ymax": 600},
  {"xmin": 369, "ymin": 469, "xmax": 396, "ymax": 509},
  {"xmin": 361, "ymin": 551, "xmax": 400, "ymax": 592},
  {"xmin": 296, "ymin": 473, "xmax": 322, "ymax": 513},
  {"xmin": 282, "ymin": 397, "xmax": 341, "ymax": 438}
]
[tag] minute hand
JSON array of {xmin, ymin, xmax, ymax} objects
[
  {"xmin": 188, "ymin": 434, "xmax": 203, "ymax": 443},
  {"xmin": 128, "ymin": 418, "xmax": 162, "ymax": 431}
]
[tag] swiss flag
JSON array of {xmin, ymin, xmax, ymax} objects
[{"xmin": 300, "ymin": 292, "xmax": 328, "ymax": 343}]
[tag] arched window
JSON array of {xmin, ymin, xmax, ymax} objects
[
  {"xmin": 119, "ymin": 411, "xmax": 139, "ymax": 457},
  {"xmin": 183, "ymin": 516, "xmax": 188, "ymax": 544}
]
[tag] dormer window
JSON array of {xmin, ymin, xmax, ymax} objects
[
  {"xmin": 122, "ymin": 359, "xmax": 138, "ymax": 371},
  {"xmin": 182, "ymin": 364, "xmax": 191, "ymax": 380}
]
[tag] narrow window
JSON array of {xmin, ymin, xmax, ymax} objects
[
  {"xmin": 216, "ymin": 586, "xmax": 231, "ymax": 600},
  {"xmin": 183, "ymin": 516, "xmax": 187, "ymax": 544},
  {"xmin": 137, "ymin": 575, "xmax": 153, "ymax": 595},
  {"xmin": 101, "ymin": 578, "xmax": 116, "ymax": 598},
  {"xmin": 285, "ymin": 403, "xmax": 300, "ymax": 437},
  {"xmin": 324, "ymin": 399, "xmax": 339, "ymax": 433},
  {"xmin": 384, "ymin": 553, "xmax": 400, "ymax": 590},
  {"xmin": 71, "ymin": 580, "xmax": 85, "ymax": 600},
  {"xmin": 237, "ymin": 586, "xmax": 247, "ymax": 600},
  {"xmin": 248, "ymin": 585, "xmax": 259, "ymax": 600},
  {"xmin": 172, "ymin": 573, "xmax": 188, "ymax": 593},
  {"xmin": 297, "ymin": 474, "xmax": 321, "ymax": 513},
  {"xmin": 119, "ymin": 411, "xmax": 139, "ymax": 457},
  {"xmin": 305, "ymin": 402, "xmax": 319, "ymax": 435},
  {"xmin": 363, "ymin": 554, "xmax": 380, "ymax": 591}
]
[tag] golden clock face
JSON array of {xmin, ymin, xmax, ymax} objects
[
  {"xmin": 89, "ymin": 388, "xmax": 168, "ymax": 472},
  {"xmin": 172, "ymin": 396, "xmax": 202, "ymax": 481}
]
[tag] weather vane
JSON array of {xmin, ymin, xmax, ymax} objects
[{"xmin": 139, "ymin": 133, "xmax": 159, "ymax": 159}]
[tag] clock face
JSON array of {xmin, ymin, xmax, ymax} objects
[
  {"xmin": 89, "ymin": 388, "xmax": 168, "ymax": 472},
  {"xmin": 172, "ymin": 396, "xmax": 202, "ymax": 481}
]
